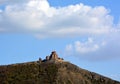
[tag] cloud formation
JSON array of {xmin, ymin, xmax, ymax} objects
[
  {"xmin": 0, "ymin": 0, "xmax": 120, "ymax": 61},
  {"xmin": 0, "ymin": 0, "xmax": 29, "ymax": 4},
  {"xmin": 74, "ymin": 38, "xmax": 105, "ymax": 53},
  {"xmin": 0, "ymin": 0, "xmax": 116, "ymax": 38},
  {"xmin": 65, "ymin": 33, "xmax": 120, "ymax": 61}
]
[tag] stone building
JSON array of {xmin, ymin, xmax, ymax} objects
[
  {"xmin": 49, "ymin": 51, "xmax": 59, "ymax": 60},
  {"xmin": 40, "ymin": 51, "xmax": 64, "ymax": 62}
]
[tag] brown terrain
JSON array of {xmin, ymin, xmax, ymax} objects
[{"xmin": 0, "ymin": 51, "xmax": 120, "ymax": 84}]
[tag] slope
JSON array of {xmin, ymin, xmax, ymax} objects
[
  {"xmin": 0, "ymin": 51, "xmax": 120, "ymax": 84},
  {"xmin": 0, "ymin": 61, "xmax": 120, "ymax": 84}
]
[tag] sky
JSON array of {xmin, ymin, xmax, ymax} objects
[{"xmin": 0, "ymin": 0, "xmax": 120, "ymax": 81}]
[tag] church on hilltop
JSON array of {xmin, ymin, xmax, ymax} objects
[{"xmin": 38, "ymin": 51, "xmax": 64, "ymax": 63}]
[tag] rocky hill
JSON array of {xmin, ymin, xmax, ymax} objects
[{"xmin": 0, "ymin": 51, "xmax": 120, "ymax": 84}]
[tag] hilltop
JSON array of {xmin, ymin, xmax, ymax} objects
[{"xmin": 0, "ymin": 51, "xmax": 120, "ymax": 84}]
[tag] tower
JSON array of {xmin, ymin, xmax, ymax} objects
[{"xmin": 49, "ymin": 51, "xmax": 58, "ymax": 60}]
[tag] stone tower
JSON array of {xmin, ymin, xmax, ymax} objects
[{"xmin": 49, "ymin": 51, "xmax": 58, "ymax": 60}]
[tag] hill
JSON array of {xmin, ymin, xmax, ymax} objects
[{"xmin": 0, "ymin": 51, "xmax": 120, "ymax": 84}]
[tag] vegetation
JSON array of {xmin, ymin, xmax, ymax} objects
[{"xmin": 0, "ymin": 61, "xmax": 120, "ymax": 84}]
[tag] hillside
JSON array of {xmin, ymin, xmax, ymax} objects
[{"xmin": 0, "ymin": 51, "xmax": 120, "ymax": 84}]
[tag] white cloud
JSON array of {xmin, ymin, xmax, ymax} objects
[
  {"xmin": 1, "ymin": 0, "xmax": 120, "ymax": 61},
  {"xmin": 0, "ymin": 0, "xmax": 29, "ymax": 4},
  {"xmin": 0, "ymin": 0, "xmax": 8, "ymax": 4},
  {"xmin": 65, "ymin": 37, "xmax": 106, "ymax": 54},
  {"xmin": 74, "ymin": 38, "xmax": 100, "ymax": 53},
  {"xmin": 0, "ymin": 0, "xmax": 115, "ymax": 38},
  {"xmin": 65, "ymin": 33, "xmax": 120, "ymax": 61}
]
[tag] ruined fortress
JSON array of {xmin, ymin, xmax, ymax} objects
[{"xmin": 39, "ymin": 51, "xmax": 64, "ymax": 63}]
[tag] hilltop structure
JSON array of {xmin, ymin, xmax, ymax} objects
[
  {"xmin": 39, "ymin": 51, "xmax": 64, "ymax": 63},
  {"xmin": 0, "ymin": 51, "xmax": 120, "ymax": 84}
]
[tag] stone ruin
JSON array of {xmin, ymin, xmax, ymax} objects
[{"xmin": 39, "ymin": 51, "xmax": 64, "ymax": 63}]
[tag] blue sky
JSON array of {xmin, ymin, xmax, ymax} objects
[{"xmin": 0, "ymin": 0, "xmax": 120, "ymax": 81}]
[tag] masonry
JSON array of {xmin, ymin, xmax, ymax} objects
[{"xmin": 38, "ymin": 51, "xmax": 64, "ymax": 63}]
